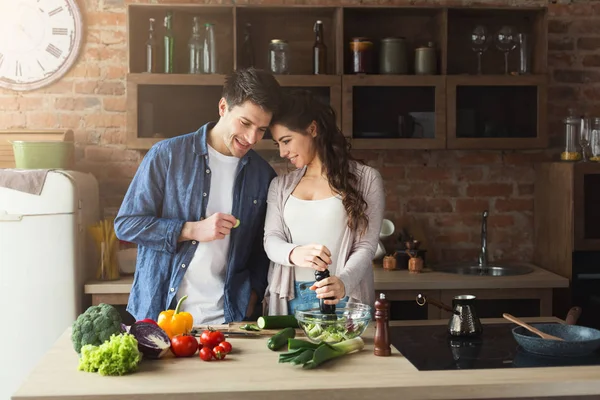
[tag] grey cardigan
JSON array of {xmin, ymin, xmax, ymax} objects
[{"xmin": 262, "ymin": 161, "xmax": 385, "ymax": 316}]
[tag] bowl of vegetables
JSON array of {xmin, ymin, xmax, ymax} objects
[{"xmin": 294, "ymin": 302, "xmax": 372, "ymax": 344}]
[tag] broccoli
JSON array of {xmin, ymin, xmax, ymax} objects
[{"xmin": 71, "ymin": 303, "xmax": 123, "ymax": 354}]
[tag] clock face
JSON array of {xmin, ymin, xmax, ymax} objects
[{"xmin": 0, "ymin": 0, "xmax": 83, "ymax": 91}]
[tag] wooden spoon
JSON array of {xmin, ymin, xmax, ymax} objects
[{"xmin": 503, "ymin": 313, "xmax": 564, "ymax": 341}]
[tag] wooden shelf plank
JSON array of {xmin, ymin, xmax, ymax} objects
[
  {"xmin": 447, "ymin": 74, "xmax": 548, "ymax": 86},
  {"xmin": 127, "ymin": 73, "xmax": 227, "ymax": 86},
  {"xmin": 343, "ymin": 74, "xmax": 445, "ymax": 87},
  {"xmin": 350, "ymin": 138, "xmax": 445, "ymax": 150}
]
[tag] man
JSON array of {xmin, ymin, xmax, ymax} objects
[{"xmin": 115, "ymin": 67, "xmax": 281, "ymax": 324}]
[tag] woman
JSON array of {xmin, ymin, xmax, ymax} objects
[{"xmin": 263, "ymin": 90, "xmax": 385, "ymax": 316}]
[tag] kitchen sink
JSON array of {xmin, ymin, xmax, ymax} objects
[{"xmin": 432, "ymin": 263, "xmax": 534, "ymax": 277}]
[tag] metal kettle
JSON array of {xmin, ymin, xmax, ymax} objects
[{"xmin": 416, "ymin": 293, "xmax": 483, "ymax": 337}]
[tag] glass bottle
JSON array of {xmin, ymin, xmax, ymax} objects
[
  {"xmin": 561, "ymin": 109, "xmax": 582, "ymax": 162},
  {"xmin": 591, "ymin": 118, "xmax": 600, "ymax": 162},
  {"xmin": 163, "ymin": 11, "xmax": 174, "ymax": 74},
  {"xmin": 145, "ymin": 18, "xmax": 157, "ymax": 73},
  {"xmin": 202, "ymin": 23, "xmax": 217, "ymax": 74},
  {"xmin": 188, "ymin": 17, "xmax": 203, "ymax": 74},
  {"xmin": 313, "ymin": 20, "xmax": 327, "ymax": 75},
  {"xmin": 239, "ymin": 23, "xmax": 254, "ymax": 69},
  {"xmin": 269, "ymin": 39, "xmax": 290, "ymax": 75}
]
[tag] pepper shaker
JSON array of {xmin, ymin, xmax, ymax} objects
[
  {"xmin": 315, "ymin": 269, "xmax": 335, "ymax": 314},
  {"xmin": 374, "ymin": 292, "xmax": 391, "ymax": 356}
]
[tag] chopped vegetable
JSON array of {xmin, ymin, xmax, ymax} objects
[
  {"xmin": 129, "ymin": 322, "xmax": 171, "ymax": 359},
  {"xmin": 302, "ymin": 316, "xmax": 367, "ymax": 343},
  {"xmin": 157, "ymin": 295, "xmax": 193, "ymax": 339},
  {"xmin": 240, "ymin": 323, "xmax": 261, "ymax": 331},
  {"xmin": 78, "ymin": 333, "xmax": 141, "ymax": 376},
  {"xmin": 278, "ymin": 337, "xmax": 364, "ymax": 369},
  {"xmin": 71, "ymin": 303, "xmax": 123, "ymax": 354}
]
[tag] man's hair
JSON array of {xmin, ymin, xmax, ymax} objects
[{"xmin": 222, "ymin": 67, "xmax": 281, "ymax": 114}]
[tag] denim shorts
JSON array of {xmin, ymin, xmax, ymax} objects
[{"xmin": 287, "ymin": 280, "xmax": 349, "ymax": 316}]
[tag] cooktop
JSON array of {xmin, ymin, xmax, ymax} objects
[{"xmin": 389, "ymin": 323, "xmax": 600, "ymax": 370}]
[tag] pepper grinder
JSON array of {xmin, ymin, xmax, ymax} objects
[
  {"xmin": 374, "ymin": 292, "xmax": 391, "ymax": 356},
  {"xmin": 315, "ymin": 269, "xmax": 335, "ymax": 314}
]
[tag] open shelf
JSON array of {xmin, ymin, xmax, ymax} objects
[
  {"xmin": 343, "ymin": 7, "xmax": 445, "ymax": 75},
  {"xmin": 447, "ymin": 7, "xmax": 547, "ymax": 75},
  {"xmin": 235, "ymin": 6, "xmax": 340, "ymax": 74},
  {"xmin": 128, "ymin": 5, "xmax": 234, "ymax": 74}
]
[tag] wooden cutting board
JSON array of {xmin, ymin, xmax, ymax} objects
[
  {"xmin": 193, "ymin": 322, "xmax": 304, "ymax": 337},
  {"xmin": 0, "ymin": 129, "xmax": 74, "ymax": 168}
]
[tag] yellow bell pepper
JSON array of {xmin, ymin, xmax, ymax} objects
[{"xmin": 157, "ymin": 295, "xmax": 193, "ymax": 339}]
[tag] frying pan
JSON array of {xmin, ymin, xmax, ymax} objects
[{"xmin": 510, "ymin": 307, "xmax": 600, "ymax": 357}]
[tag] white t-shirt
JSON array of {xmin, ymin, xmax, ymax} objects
[
  {"xmin": 176, "ymin": 144, "xmax": 239, "ymax": 325},
  {"xmin": 283, "ymin": 195, "xmax": 348, "ymax": 282}
]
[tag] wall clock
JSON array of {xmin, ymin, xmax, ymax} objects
[{"xmin": 0, "ymin": 0, "xmax": 83, "ymax": 91}]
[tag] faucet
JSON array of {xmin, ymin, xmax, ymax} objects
[{"xmin": 478, "ymin": 210, "xmax": 488, "ymax": 269}]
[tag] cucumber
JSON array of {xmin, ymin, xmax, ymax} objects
[
  {"xmin": 257, "ymin": 315, "xmax": 298, "ymax": 330},
  {"xmin": 267, "ymin": 327, "xmax": 296, "ymax": 351}
]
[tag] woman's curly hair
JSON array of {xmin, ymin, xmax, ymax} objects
[{"xmin": 270, "ymin": 90, "xmax": 368, "ymax": 235}]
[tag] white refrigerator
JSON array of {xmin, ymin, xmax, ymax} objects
[{"xmin": 0, "ymin": 170, "xmax": 100, "ymax": 400}]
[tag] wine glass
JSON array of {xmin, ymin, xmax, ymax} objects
[
  {"xmin": 471, "ymin": 25, "xmax": 490, "ymax": 75},
  {"xmin": 495, "ymin": 26, "xmax": 517, "ymax": 74},
  {"xmin": 580, "ymin": 116, "xmax": 591, "ymax": 162}
]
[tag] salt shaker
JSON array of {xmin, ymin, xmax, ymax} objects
[
  {"xmin": 374, "ymin": 292, "xmax": 391, "ymax": 356},
  {"xmin": 315, "ymin": 269, "xmax": 335, "ymax": 314}
]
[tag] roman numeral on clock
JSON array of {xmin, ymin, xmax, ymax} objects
[
  {"xmin": 53, "ymin": 28, "xmax": 68, "ymax": 36},
  {"xmin": 49, "ymin": 7, "xmax": 63, "ymax": 17},
  {"xmin": 46, "ymin": 44, "xmax": 62, "ymax": 58},
  {"xmin": 16, "ymin": 61, "xmax": 22, "ymax": 77},
  {"xmin": 38, "ymin": 59, "xmax": 45, "ymax": 71},
  {"xmin": 0, "ymin": 53, "xmax": 4, "ymax": 69}
]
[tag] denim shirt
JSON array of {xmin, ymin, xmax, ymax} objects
[{"xmin": 114, "ymin": 123, "xmax": 277, "ymax": 322}]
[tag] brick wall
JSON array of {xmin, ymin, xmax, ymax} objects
[{"xmin": 0, "ymin": 0, "xmax": 590, "ymax": 265}]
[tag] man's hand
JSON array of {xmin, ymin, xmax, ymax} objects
[
  {"xmin": 178, "ymin": 212, "xmax": 238, "ymax": 242},
  {"xmin": 289, "ymin": 244, "xmax": 332, "ymax": 271},
  {"xmin": 310, "ymin": 276, "xmax": 345, "ymax": 304}
]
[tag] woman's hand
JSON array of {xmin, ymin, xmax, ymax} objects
[
  {"xmin": 310, "ymin": 276, "xmax": 346, "ymax": 304},
  {"xmin": 289, "ymin": 244, "xmax": 332, "ymax": 271}
]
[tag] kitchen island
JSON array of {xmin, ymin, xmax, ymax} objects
[
  {"xmin": 85, "ymin": 263, "xmax": 569, "ymax": 318},
  {"xmin": 12, "ymin": 317, "xmax": 600, "ymax": 400}
]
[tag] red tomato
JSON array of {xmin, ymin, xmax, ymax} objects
[
  {"xmin": 200, "ymin": 329, "xmax": 225, "ymax": 349},
  {"xmin": 212, "ymin": 345, "xmax": 227, "ymax": 360},
  {"xmin": 199, "ymin": 346, "xmax": 213, "ymax": 361},
  {"xmin": 219, "ymin": 341, "xmax": 232, "ymax": 354},
  {"xmin": 170, "ymin": 334, "xmax": 198, "ymax": 357}
]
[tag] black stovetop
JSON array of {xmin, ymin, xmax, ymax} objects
[{"xmin": 389, "ymin": 323, "xmax": 600, "ymax": 371}]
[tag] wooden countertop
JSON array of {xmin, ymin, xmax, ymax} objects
[
  {"xmin": 12, "ymin": 317, "xmax": 600, "ymax": 400},
  {"xmin": 85, "ymin": 263, "xmax": 568, "ymax": 295}
]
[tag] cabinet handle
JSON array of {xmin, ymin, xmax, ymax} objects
[{"xmin": 0, "ymin": 210, "xmax": 23, "ymax": 221}]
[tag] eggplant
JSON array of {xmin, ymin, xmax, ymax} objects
[{"xmin": 129, "ymin": 322, "xmax": 171, "ymax": 359}]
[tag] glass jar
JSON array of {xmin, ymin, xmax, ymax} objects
[
  {"xmin": 591, "ymin": 118, "xmax": 600, "ymax": 162},
  {"xmin": 350, "ymin": 37, "xmax": 373, "ymax": 74},
  {"xmin": 268, "ymin": 39, "xmax": 290, "ymax": 75},
  {"xmin": 561, "ymin": 113, "xmax": 582, "ymax": 162}
]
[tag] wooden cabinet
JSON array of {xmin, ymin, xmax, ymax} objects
[
  {"xmin": 125, "ymin": 4, "xmax": 548, "ymax": 151},
  {"xmin": 534, "ymin": 162, "xmax": 600, "ymax": 281}
]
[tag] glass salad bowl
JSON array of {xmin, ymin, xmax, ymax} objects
[{"xmin": 294, "ymin": 302, "xmax": 372, "ymax": 344}]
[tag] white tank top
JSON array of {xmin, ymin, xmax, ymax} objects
[{"xmin": 283, "ymin": 195, "xmax": 348, "ymax": 281}]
